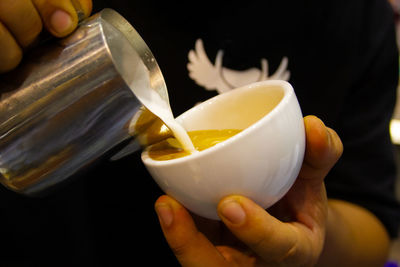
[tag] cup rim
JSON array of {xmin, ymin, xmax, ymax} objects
[{"xmin": 141, "ymin": 80, "xmax": 295, "ymax": 166}]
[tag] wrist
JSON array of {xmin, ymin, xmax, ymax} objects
[{"xmin": 316, "ymin": 199, "xmax": 390, "ymax": 267}]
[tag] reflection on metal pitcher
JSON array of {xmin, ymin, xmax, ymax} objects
[{"xmin": 0, "ymin": 9, "xmax": 168, "ymax": 195}]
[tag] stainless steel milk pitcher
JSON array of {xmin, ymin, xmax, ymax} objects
[{"xmin": 0, "ymin": 9, "xmax": 169, "ymax": 195}]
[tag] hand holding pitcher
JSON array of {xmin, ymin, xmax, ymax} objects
[{"xmin": 0, "ymin": 0, "xmax": 92, "ymax": 73}]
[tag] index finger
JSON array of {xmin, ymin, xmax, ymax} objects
[
  {"xmin": 299, "ymin": 115, "xmax": 343, "ymax": 181},
  {"xmin": 0, "ymin": 22, "xmax": 22, "ymax": 72},
  {"xmin": 0, "ymin": 0, "xmax": 42, "ymax": 48},
  {"xmin": 155, "ymin": 195, "xmax": 230, "ymax": 267}
]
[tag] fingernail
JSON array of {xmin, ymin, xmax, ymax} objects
[
  {"xmin": 155, "ymin": 203, "xmax": 174, "ymax": 228},
  {"xmin": 50, "ymin": 10, "xmax": 73, "ymax": 34},
  {"xmin": 220, "ymin": 199, "xmax": 246, "ymax": 225}
]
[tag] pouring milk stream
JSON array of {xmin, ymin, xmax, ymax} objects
[
  {"xmin": 128, "ymin": 81, "xmax": 197, "ymax": 154},
  {"xmin": 111, "ymin": 28, "xmax": 197, "ymax": 154}
]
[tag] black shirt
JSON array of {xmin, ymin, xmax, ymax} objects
[{"xmin": 0, "ymin": 1, "xmax": 399, "ymax": 266}]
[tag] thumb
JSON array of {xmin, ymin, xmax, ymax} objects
[
  {"xmin": 218, "ymin": 195, "xmax": 316, "ymax": 266},
  {"xmin": 32, "ymin": 0, "xmax": 92, "ymax": 37}
]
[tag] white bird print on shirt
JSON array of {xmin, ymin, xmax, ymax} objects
[{"xmin": 187, "ymin": 39, "xmax": 290, "ymax": 94}]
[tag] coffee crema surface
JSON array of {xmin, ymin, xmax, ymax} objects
[{"xmin": 148, "ymin": 129, "xmax": 241, "ymax": 160}]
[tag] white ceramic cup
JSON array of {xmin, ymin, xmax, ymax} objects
[{"xmin": 142, "ymin": 80, "xmax": 305, "ymax": 220}]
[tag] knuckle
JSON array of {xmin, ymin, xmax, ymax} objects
[
  {"xmin": 170, "ymin": 239, "xmax": 191, "ymax": 257},
  {"xmin": 19, "ymin": 19, "xmax": 43, "ymax": 47},
  {"xmin": 278, "ymin": 241, "xmax": 298, "ymax": 264},
  {"xmin": 0, "ymin": 0, "xmax": 43, "ymax": 47},
  {"xmin": 0, "ymin": 24, "xmax": 23, "ymax": 73},
  {"xmin": 248, "ymin": 231, "xmax": 271, "ymax": 252},
  {"xmin": 0, "ymin": 51, "xmax": 22, "ymax": 73},
  {"xmin": 246, "ymin": 224, "xmax": 307, "ymax": 266},
  {"xmin": 250, "ymin": 235, "xmax": 265, "ymax": 249},
  {"xmin": 168, "ymin": 231, "xmax": 200, "ymax": 258}
]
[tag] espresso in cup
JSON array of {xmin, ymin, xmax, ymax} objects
[{"xmin": 148, "ymin": 129, "xmax": 241, "ymax": 160}]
